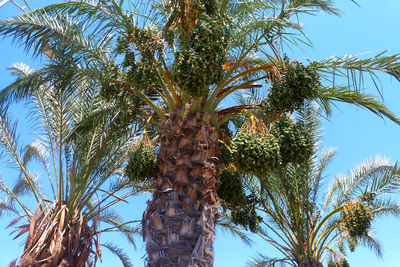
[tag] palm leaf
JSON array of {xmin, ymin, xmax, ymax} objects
[
  {"xmin": 101, "ymin": 242, "xmax": 134, "ymax": 267},
  {"xmin": 99, "ymin": 210, "xmax": 140, "ymax": 248},
  {"xmin": 317, "ymin": 86, "xmax": 400, "ymax": 125},
  {"xmin": 217, "ymin": 212, "xmax": 254, "ymax": 247}
]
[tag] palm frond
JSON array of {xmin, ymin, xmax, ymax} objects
[
  {"xmin": 0, "ymin": 63, "xmax": 45, "ymax": 106},
  {"xmin": 22, "ymin": 141, "xmax": 48, "ymax": 172},
  {"xmin": 101, "ymin": 242, "xmax": 134, "ymax": 267},
  {"xmin": 359, "ymin": 232, "xmax": 383, "ymax": 259},
  {"xmin": 0, "ymin": 178, "xmax": 31, "ymax": 218},
  {"xmin": 371, "ymin": 198, "xmax": 400, "ymax": 219},
  {"xmin": 313, "ymin": 149, "xmax": 336, "ymax": 212},
  {"xmin": 99, "ymin": 210, "xmax": 140, "ymax": 248},
  {"xmin": 217, "ymin": 212, "xmax": 254, "ymax": 247},
  {"xmin": 314, "ymin": 52, "xmax": 400, "ymax": 90},
  {"xmin": 12, "ymin": 172, "xmax": 39, "ymax": 198},
  {"xmin": 0, "ymin": 12, "xmax": 81, "ymax": 58},
  {"xmin": 317, "ymin": 86, "xmax": 400, "ymax": 125},
  {"xmin": 366, "ymin": 163, "xmax": 400, "ymax": 194},
  {"xmin": 35, "ymin": 0, "xmax": 134, "ymax": 36},
  {"xmin": 247, "ymin": 252, "xmax": 290, "ymax": 267},
  {"xmin": 0, "ymin": 197, "xmax": 22, "ymax": 218},
  {"xmin": 0, "ymin": 109, "xmax": 21, "ymax": 169},
  {"xmin": 331, "ymin": 156, "xmax": 395, "ymax": 204}
]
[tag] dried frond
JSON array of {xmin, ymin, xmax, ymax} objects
[{"xmin": 18, "ymin": 202, "xmax": 99, "ymax": 266}]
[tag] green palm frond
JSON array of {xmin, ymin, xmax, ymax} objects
[
  {"xmin": 330, "ymin": 157, "xmax": 395, "ymax": 204},
  {"xmin": 99, "ymin": 210, "xmax": 140, "ymax": 248},
  {"xmin": 1, "ymin": 63, "xmax": 46, "ymax": 105},
  {"xmin": 313, "ymin": 52, "xmax": 400, "ymax": 88},
  {"xmin": 217, "ymin": 212, "xmax": 254, "ymax": 247},
  {"xmin": 366, "ymin": 163, "xmax": 400, "ymax": 194},
  {"xmin": 315, "ymin": 149, "xmax": 336, "ymax": 211},
  {"xmin": 0, "ymin": 177, "xmax": 31, "ymax": 218},
  {"xmin": 0, "ymin": 11, "xmax": 114, "ymax": 91},
  {"xmin": 7, "ymin": 62, "xmax": 33, "ymax": 77},
  {"xmin": 0, "ymin": 109, "xmax": 21, "ymax": 168},
  {"xmin": 247, "ymin": 252, "xmax": 292, "ymax": 267},
  {"xmin": 371, "ymin": 198, "xmax": 400, "ymax": 219},
  {"xmin": 359, "ymin": 232, "xmax": 383, "ymax": 259},
  {"xmin": 35, "ymin": 0, "xmax": 136, "ymax": 35},
  {"xmin": 0, "ymin": 197, "xmax": 23, "ymax": 219},
  {"xmin": 0, "ymin": 12, "xmax": 81, "ymax": 58},
  {"xmin": 317, "ymin": 86, "xmax": 400, "ymax": 125},
  {"xmin": 227, "ymin": 0, "xmax": 340, "ymax": 49},
  {"xmin": 22, "ymin": 141, "xmax": 48, "ymax": 171},
  {"xmin": 101, "ymin": 242, "xmax": 134, "ymax": 267},
  {"xmin": 12, "ymin": 172, "xmax": 39, "ymax": 198}
]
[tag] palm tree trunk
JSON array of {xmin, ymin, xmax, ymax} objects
[
  {"xmin": 143, "ymin": 109, "xmax": 221, "ymax": 267},
  {"xmin": 15, "ymin": 204, "xmax": 95, "ymax": 267},
  {"xmin": 298, "ymin": 257, "xmax": 323, "ymax": 267}
]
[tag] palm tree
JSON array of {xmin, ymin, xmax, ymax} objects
[
  {"xmin": 0, "ymin": 62, "xmax": 144, "ymax": 266},
  {"xmin": 245, "ymin": 106, "xmax": 400, "ymax": 267},
  {"xmin": 2, "ymin": 1, "xmax": 400, "ymax": 266}
]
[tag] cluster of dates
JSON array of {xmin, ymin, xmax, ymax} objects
[{"xmin": 342, "ymin": 201, "xmax": 373, "ymax": 251}]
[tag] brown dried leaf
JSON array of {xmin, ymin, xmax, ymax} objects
[{"xmin": 6, "ymin": 216, "xmax": 24, "ymax": 229}]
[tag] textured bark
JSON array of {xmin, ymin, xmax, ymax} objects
[
  {"xmin": 143, "ymin": 109, "xmax": 221, "ymax": 267},
  {"xmin": 298, "ymin": 257, "xmax": 323, "ymax": 267}
]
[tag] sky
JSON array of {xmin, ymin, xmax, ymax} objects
[{"xmin": 1, "ymin": 0, "xmax": 400, "ymax": 266}]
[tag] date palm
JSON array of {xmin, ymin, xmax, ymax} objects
[
  {"xmin": 246, "ymin": 106, "xmax": 400, "ymax": 267},
  {"xmin": 0, "ymin": 62, "xmax": 143, "ymax": 266},
  {"xmin": 2, "ymin": 1, "xmax": 400, "ymax": 266}
]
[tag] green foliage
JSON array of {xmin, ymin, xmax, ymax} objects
[
  {"xmin": 100, "ymin": 71, "xmax": 146, "ymax": 128},
  {"xmin": 270, "ymin": 117, "xmax": 313, "ymax": 165},
  {"xmin": 328, "ymin": 258, "xmax": 350, "ymax": 267},
  {"xmin": 359, "ymin": 192, "xmax": 376, "ymax": 206},
  {"xmin": 173, "ymin": 8, "xmax": 228, "ymax": 96},
  {"xmin": 99, "ymin": 32, "xmax": 162, "ymax": 127},
  {"xmin": 218, "ymin": 122, "xmax": 233, "ymax": 164},
  {"xmin": 219, "ymin": 143, "xmax": 233, "ymax": 164},
  {"xmin": 113, "ymin": 96, "xmax": 144, "ymax": 128},
  {"xmin": 126, "ymin": 28, "xmax": 163, "ymax": 88},
  {"xmin": 100, "ymin": 74, "xmax": 120, "ymax": 101},
  {"xmin": 230, "ymin": 203, "xmax": 261, "ymax": 233},
  {"xmin": 343, "ymin": 201, "xmax": 372, "ymax": 239},
  {"xmin": 218, "ymin": 169, "xmax": 247, "ymax": 207},
  {"xmin": 100, "ymin": 29, "xmax": 159, "ymax": 128},
  {"xmin": 347, "ymin": 237, "xmax": 359, "ymax": 252},
  {"xmin": 231, "ymin": 131, "xmax": 281, "ymax": 174},
  {"xmin": 218, "ymin": 170, "xmax": 261, "ymax": 232},
  {"xmin": 263, "ymin": 60, "xmax": 320, "ymax": 114},
  {"xmin": 125, "ymin": 143, "xmax": 157, "ymax": 181},
  {"xmin": 107, "ymin": 27, "xmax": 164, "ymax": 97}
]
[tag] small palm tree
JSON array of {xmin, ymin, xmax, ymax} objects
[
  {"xmin": 0, "ymin": 62, "xmax": 143, "ymax": 266},
  {"xmin": 245, "ymin": 106, "xmax": 400, "ymax": 267},
  {"xmin": 2, "ymin": 1, "xmax": 400, "ymax": 266}
]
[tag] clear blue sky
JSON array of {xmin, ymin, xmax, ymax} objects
[{"xmin": 1, "ymin": 1, "xmax": 400, "ymax": 266}]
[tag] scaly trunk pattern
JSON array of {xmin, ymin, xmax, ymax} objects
[
  {"xmin": 298, "ymin": 257, "xmax": 323, "ymax": 267},
  {"xmin": 143, "ymin": 108, "xmax": 220, "ymax": 266}
]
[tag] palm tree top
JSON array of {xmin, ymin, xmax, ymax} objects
[
  {"xmin": 0, "ymin": 62, "xmax": 144, "ymax": 266},
  {"xmin": 245, "ymin": 106, "xmax": 400, "ymax": 266},
  {"xmin": 1, "ymin": 0, "xmax": 400, "ymax": 128}
]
